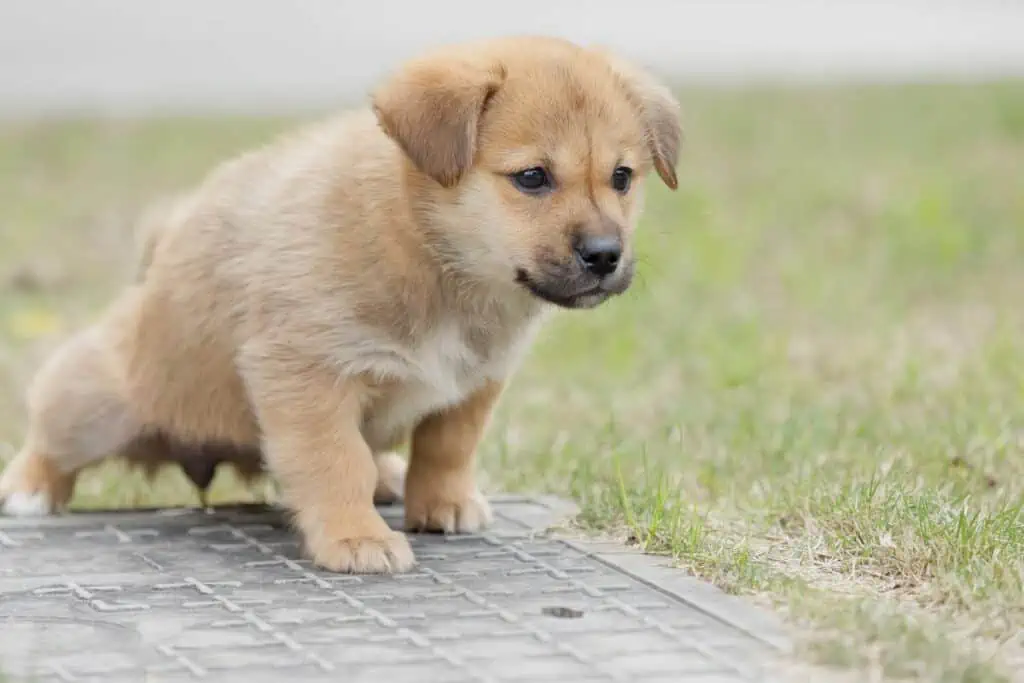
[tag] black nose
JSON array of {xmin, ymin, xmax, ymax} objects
[{"xmin": 575, "ymin": 235, "xmax": 622, "ymax": 277}]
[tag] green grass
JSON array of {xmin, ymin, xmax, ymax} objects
[{"xmin": 3, "ymin": 82, "xmax": 1024, "ymax": 680}]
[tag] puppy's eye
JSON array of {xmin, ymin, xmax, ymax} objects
[
  {"xmin": 510, "ymin": 167, "xmax": 551, "ymax": 194},
  {"xmin": 611, "ymin": 166, "xmax": 633, "ymax": 193}
]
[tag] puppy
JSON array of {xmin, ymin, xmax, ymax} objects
[{"xmin": 0, "ymin": 35, "xmax": 681, "ymax": 573}]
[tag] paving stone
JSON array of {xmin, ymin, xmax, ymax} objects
[{"xmin": 0, "ymin": 496, "xmax": 791, "ymax": 682}]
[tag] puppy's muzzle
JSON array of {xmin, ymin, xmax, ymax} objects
[{"xmin": 516, "ymin": 250, "xmax": 634, "ymax": 310}]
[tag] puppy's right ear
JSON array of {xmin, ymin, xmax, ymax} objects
[{"xmin": 372, "ymin": 52, "xmax": 506, "ymax": 188}]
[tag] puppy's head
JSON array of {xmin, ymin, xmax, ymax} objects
[{"xmin": 373, "ymin": 36, "xmax": 681, "ymax": 309}]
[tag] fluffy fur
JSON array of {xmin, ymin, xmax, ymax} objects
[{"xmin": 0, "ymin": 36, "xmax": 681, "ymax": 573}]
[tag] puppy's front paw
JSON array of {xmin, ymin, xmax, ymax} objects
[
  {"xmin": 304, "ymin": 527, "xmax": 415, "ymax": 574},
  {"xmin": 405, "ymin": 481, "xmax": 492, "ymax": 534}
]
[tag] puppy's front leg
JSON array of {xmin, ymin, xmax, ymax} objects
[
  {"xmin": 243, "ymin": 351, "xmax": 413, "ymax": 573},
  {"xmin": 405, "ymin": 380, "xmax": 502, "ymax": 533}
]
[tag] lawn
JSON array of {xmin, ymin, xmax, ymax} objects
[{"xmin": 2, "ymin": 82, "xmax": 1023, "ymax": 681}]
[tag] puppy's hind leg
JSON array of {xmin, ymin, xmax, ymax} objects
[
  {"xmin": 0, "ymin": 447, "xmax": 76, "ymax": 517},
  {"xmin": 0, "ymin": 328, "xmax": 144, "ymax": 516}
]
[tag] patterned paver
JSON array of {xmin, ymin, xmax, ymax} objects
[{"xmin": 0, "ymin": 496, "xmax": 790, "ymax": 682}]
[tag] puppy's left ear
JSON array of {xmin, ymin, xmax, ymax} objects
[
  {"xmin": 598, "ymin": 51, "xmax": 682, "ymax": 190},
  {"xmin": 372, "ymin": 51, "xmax": 506, "ymax": 188}
]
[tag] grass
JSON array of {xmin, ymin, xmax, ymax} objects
[{"xmin": 2, "ymin": 82, "xmax": 1024, "ymax": 681}]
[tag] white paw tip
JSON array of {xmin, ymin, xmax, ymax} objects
[{"xmin": 1, "ymin": 491, "xmax": 53, "ymax": 517}]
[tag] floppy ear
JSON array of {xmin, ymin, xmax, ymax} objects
[
  {"xmin": 372, "ymin": 52, "xmax": 506, "ymax": 188},
  {"xmin": 598, "ymin": 51, "xmax": 682, "ymax": 190}
]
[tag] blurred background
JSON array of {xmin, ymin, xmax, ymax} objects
[
  {"xmin": 2, "ymin": 0, "xmax": 1024, "ymax": 117},
  {"xmin": 2, "ymin": 2, "xmax": 1024, "ymax": 679}
]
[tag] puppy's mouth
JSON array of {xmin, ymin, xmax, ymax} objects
[{"xmin": 515, "ymin": 268, "xmax": 631, "ymax": 310}]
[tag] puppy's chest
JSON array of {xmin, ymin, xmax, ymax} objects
[
  {"xmin": 410, "ymin": 323, "xmax": 489, "ymax": 396},
  {"xmin": 361, "ymin": 321, "xmax": 527, "ymax": 448}
]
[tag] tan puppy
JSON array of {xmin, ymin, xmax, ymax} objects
[{"xmin": 0, "ymin": 36, "xmax": 681, "ymax": 573}]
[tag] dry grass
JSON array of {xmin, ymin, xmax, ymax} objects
[{"xmin": 2, "ymin": 82, "xmax": 1024, "ymax": 681}]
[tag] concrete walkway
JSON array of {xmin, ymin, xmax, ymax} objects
[
  {"xmin": 0, "ymin": 498, "xmax": 790, "ymax": 682},
  {"xmin": 1, "ymin": 0, "xmax": 1023, "ymax": 118}
]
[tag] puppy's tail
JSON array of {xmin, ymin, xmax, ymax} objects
[{"xmin": 133, "ymin": 192, "xmax": 193, "ymax": 282}]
